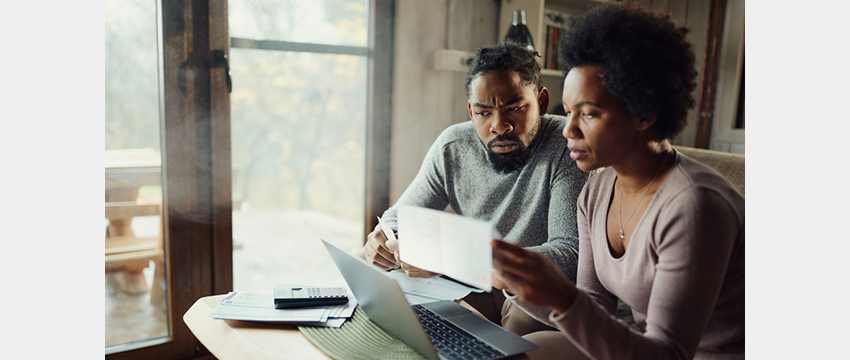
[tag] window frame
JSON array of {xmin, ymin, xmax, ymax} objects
[
  {"xmin": 107, "ymin": 0, "xmax": 393, "ymax": 357},
  {"xmin": 106, "ymin": 0, "xmax": 232, "ymax": 358}
]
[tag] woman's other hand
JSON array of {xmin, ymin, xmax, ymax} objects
[{"xmin": 492, "ymin": 239, "xmax": 578, "ymax": 315}]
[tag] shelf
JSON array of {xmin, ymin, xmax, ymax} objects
[
  {"xmin": 541, "ymin": 69, "xmax": 563, "ymax": 77},
  {"xmin": 499, "ymin": 0, "xmax": 609, "ymax": 69}
]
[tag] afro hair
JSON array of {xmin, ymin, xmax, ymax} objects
[{"xmin": 559, "ymin": 2, "xmax": 697, "ymax": 140}]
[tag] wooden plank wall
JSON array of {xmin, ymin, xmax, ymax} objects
[
  {"xmin": 388, "ymin": 0, "xmax": 736, "ymax": 203},
  {"xmin": 389, "ymin": 0, "xmax": 499, "ymax": 204},
  {"xmin": 634, "ymin": 0, "xmax": 712, "ymax": 149},
  {"xmin": 709, "ymin": 0, "xmax": 744, "ymax": 154}
]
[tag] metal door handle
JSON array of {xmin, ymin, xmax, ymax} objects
[{"xmin": 212, "ymin": 50, "xmax": 232, "ymax": 93}]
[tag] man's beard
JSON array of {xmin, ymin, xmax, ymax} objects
[{"xmin": 485, "ymin": 134, "xmax": 532, "ymax": 174}]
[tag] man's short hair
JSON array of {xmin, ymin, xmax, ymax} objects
[
  {"xmin": 558, "ymin": 2, "xmax": 697, "ymax": 140},
  {"xmin": 464, "ymin": 41, "xmax": 542, "ymax": 97}
]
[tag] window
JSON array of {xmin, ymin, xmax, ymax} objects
[
  {"xmin": 228, "ymin": 0, "xmax": 372, "ymax": 291},
  {"xmin": 105, "ymin": 0, "xmax": 169, "ymax": 350},
  {"xmin": 105, "ymin": 1, "xmax": 232, "ymax": 358}
]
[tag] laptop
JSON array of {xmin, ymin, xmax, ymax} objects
[{"xmin": 322, "ymin": 239, "xmax": 537, "ymax": 360}]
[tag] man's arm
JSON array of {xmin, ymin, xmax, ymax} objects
[
  {"xmin": 522, "ymin": 150, "xmax": 590, "ymax": 283},
  {"xmin": 379, "ymin": 136, "xmax": 451, "ymax": 230},
  {"xmin": 362, "ymin": 132, "xmax": 452, "ymax": 274}
]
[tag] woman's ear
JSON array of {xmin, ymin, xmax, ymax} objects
[
  {"xmin": 537, "ymin": 86, "xmax": 550, "ymax": 115},
  {"xmin": 637, "ymin": 113, "xmax": 659, "ymax": 132}
]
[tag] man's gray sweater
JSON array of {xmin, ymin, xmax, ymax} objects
[{"xmin": 381, "ymin": 115, "xmax": 590, "ymax": 282}]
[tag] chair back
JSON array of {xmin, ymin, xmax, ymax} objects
[{"xmin": 673, "ymin": 145, "xmax": 745, "ymax": 197}]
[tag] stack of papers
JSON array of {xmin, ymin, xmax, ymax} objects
[
  {"xmin": 384, "ymin": 269, "xmax": 484, "ymax": 305},
  {"xmin": 208, "ymin": 287, "xmax": 357, "ymax": 328}
]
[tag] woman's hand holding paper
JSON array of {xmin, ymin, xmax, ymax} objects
[{"xmin": 491, "ymin": 240, "xmax": 577, "ymax": 315}]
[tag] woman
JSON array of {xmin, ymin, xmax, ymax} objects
[{"xmin": 491, "ymin": 3, "xmax": 744, "ymax": 360}]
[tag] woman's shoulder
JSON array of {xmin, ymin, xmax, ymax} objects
[
  {"xmin": 661, "ymin": 152, "xmax": 745, "ymax": 219},
  {"xmin": 577, "ymin": 167, "xmax": 616, "ymax": 211}
]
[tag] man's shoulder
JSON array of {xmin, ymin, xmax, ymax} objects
[
  {"xmin": 437, "ymin": 121, "xmax": 476, "ymax": 142},
  {"xmin": 432, "ymin": 121, "xmax": 479, "ymax": 151},
  {"xmin": 526, "ymin": 115, "xmax": 570, "ymax": 164},
  {"xmin": 536, "ymin": 115, "xmax": 569, "ymax": 147}
]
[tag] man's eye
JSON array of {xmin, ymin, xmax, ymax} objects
[
  {"xmin": 564, "ymin": 111, "xmax": 571, "ymax": 117},
  {"xmin": 583, "ymin": 113, "xmax": 596, "ymax": 119},
  {"xmin": 477, "ymin": 111, "xmax": 490, "ymax": 116},
  {"xmin": 508, "ymin": 106, "xmax": 522, "ymax": 112}
]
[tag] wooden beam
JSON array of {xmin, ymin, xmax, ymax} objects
[{"xmin": 105, "ymin": 202, "xmax": 161, "ymax": 219}]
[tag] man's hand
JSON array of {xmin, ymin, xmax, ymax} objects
[
  {"xmin": 364, "ymin": 224, "xmax": 400, "ymax": 270},
  {"xmin": 384, "ymin": 238, "xmax": 441, "ymax": 278},
  {"xmin": 400, "ymin": 260, "xmax": 441, "ymax": 278},
  {"xmin": 491, "ymin": 240, "xmax": 577, "ymax": 315}
]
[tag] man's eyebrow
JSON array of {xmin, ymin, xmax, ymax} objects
[
  {"xmin": 473, "ymin": 96, "xmax": 524, "ymax": 109},
  {"xmin": 500, "ymin": 97, "xmax": 523, "ymax": 107}
]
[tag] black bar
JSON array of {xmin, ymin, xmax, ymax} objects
[{"xmin": 230, "ymin": 37, "xmax": 369, "ymax": 56}]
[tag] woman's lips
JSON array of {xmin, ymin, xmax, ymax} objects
[
  {"xmin": 491, "ymin": 142, "xmax": 518, "ymax": 153},
  {"xmin": 568, "ymin": 147, "xmax": 587, "ymax": 161}
]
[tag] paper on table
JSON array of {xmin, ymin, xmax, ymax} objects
[
  {"xmin": 209, "ymin": 290, "xmax": 356, "ymax": 326},
  {"xmin": 384, "ymin": 269, "xmax": 481, "ymax": 304},
  {"xmin": 274, "ymin": 283, "xmax": 358, "ymax": 319},
  {"xmin": 210, "ymin": 292, "xmax": 328, "ymax": 322},
  {"xmin": 397, "ymin": 205, "xmax": 498, "ymax": 291}
]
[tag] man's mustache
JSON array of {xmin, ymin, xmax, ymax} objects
[{"xmin": 487, "ymin": 134, "xmax": 522, "ymax": 149}]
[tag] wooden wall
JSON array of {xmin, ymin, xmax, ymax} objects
[
  {"xmin": 387, "ymin": 0, "xmax": 743, "ymax": 204},
  {"xmin": 632, "ymin": 0, "xmax": 712, "ymax": 150},
  {"xmin": 389, "ymin": 0, "xmax": 499, "ymax": 204},
  {"xmin": 635, "ymin": 0, "xmax": 744, "ymax": 154}
]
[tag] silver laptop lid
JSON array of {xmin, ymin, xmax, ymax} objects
[{"xmin": 322, "ymin": 239, "xmax": 440, "ymax": 360}]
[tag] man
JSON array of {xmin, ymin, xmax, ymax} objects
[{"xmin": 359, "ymin": 41, "xmax": 590, "ymax": 335}]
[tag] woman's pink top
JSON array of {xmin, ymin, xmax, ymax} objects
[{"xmin": 510, "ymin": 151, "xmax": 744, "ymax": 359}]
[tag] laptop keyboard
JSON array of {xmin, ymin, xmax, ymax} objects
[{"xmin": 412, "ymin": 304, "xmax": 506, "ymax": 360}]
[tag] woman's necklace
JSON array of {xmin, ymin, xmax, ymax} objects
[{"xmin": 618, "ymin": 151, "xmax": 671, "ymax": 241}]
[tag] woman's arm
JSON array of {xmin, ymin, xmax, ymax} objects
[
  {"xmin": 559, "ymin": 188, "xmax": 740, "ymax": 360},
  {"xmin": 495, "ymin": 187, "xmax": 741, "ymax": 360}
]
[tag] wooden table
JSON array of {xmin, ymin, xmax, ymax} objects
[
  {"xmin": 184, "ymin": 295, "xmax": 332, "ymax": 360},
  {"xmin": 184, "ymin": 294, "xmax": 531, "ymax": 360}
]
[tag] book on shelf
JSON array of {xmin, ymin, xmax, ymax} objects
[{"xmin": 542, "ymin": 8, "xmax": 575, "ymax": 71}]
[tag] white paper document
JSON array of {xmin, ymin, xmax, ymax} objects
[
  {"xmin": 209, "ymin": 289, "xmax": 356, "ymax": 328},
  {"xmin": 397, "ymin": 205, "xmax": 498, "ymax": 291},
  {"xmin": 384, "ymin": 269, "xmax": 483, "ymax": 305}
]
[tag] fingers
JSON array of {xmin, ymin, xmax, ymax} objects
[
  {"xmin": 401, "ymin": 261, "xmax": 439, "ymax": 278},
  {"xmin": 491, "ymin": 239, "xmax": 527, "ymax": 260},
  {"xmin": 491, "ymin": 271, "xmax": 506, "ymax": 290},
  {"xmin": 365, "ymin": 227, "xmax": 399, "ymax": 270},
  {"xmin": 491, "ymin": 240, "xmax": 538, "ymax": 278},
  {"xmin": 386, "ymin": 239, "xmax": 399, "ymax": 252},
  {"xmin": 493, "ymin": 267, "xmax": 525, "ymax": 297},
  {"xmin": 365, "ymin": 244, "xmax": 397, "ymax": 270}
]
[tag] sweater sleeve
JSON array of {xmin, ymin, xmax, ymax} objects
[
  {"xmin": 574, "ymin": 182, "xmax": 618, "ymax": 315},
  {"xmin": 380, "ymin": 134, "xmax": 450, "ymax": 230},
  {"xmin": 549, "ymin": 187, "xmax": 741, "ymax": 360},
  {"xmin": 523, "ymin": 148, "xmax": 589, "ymax": 282}
]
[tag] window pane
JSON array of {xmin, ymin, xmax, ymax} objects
[
  {"xmin": 229, "ymin": 0, "xmax": 369, "ymax": 47},
  {"xmin": 230, "ymin": 48, "xmax": 367, "ymax": 291},
  {"xmin": 105, "ymin": 0, "xmax": 169, "ymax": 349}
]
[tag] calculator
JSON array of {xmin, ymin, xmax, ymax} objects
[{"xmin": 273, "ymin": 286, "xmax": 349, "ymax": 309}]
